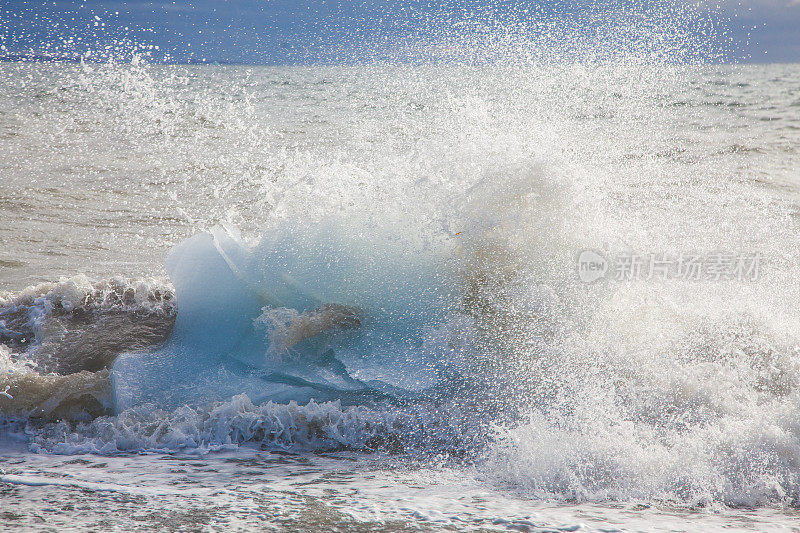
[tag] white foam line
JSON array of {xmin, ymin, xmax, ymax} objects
[
  {"xmin": 0, "ymin": 474, "xmax": 208, "ymax": 497},
  {"xmin": 1, "ymin": 473, "xmax": 128, "ymax": 491}
]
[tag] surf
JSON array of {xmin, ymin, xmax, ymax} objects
[{"xmin": 110, "ymin": 219, "xmax": 461, "ymax": 412}]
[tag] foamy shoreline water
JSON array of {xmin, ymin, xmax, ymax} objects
[{"xmin": 1, "ymin": 444, "xmax": 799, "ymax": 532}]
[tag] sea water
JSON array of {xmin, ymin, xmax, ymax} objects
[{"xmin": 2, "ymin": 43, "xmax": 800, "ymax": 533}]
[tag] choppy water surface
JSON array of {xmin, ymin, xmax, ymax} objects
[{"xmin": 2, "ymin": 59, "xmax": 800, "ymax": 531}]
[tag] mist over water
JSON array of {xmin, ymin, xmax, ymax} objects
[{"xmin": 2, "ymin": 2, "xmax": 800, "ymax": 531}]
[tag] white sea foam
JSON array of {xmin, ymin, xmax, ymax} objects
[{"xmin": 27, "ymin": 394, "xmax": 396, "ymax": 455}]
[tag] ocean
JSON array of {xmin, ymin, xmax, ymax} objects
[{"xmin": 1, "ymin": 59, "xmax": 800, "ymax": 531}]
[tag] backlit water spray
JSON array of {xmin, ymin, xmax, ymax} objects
[{"xmin": 2, "ymin": 1, "xmax": 800, "ymax": 530}]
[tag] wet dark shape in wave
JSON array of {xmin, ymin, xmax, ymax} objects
[{"xmin": 0, "ymin": 277, "xmax": 175, "ymax": 419}]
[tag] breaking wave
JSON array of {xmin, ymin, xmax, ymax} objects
[{"xmin": 2, "ymin": 2, "xmax": 800, "ymax": 511}]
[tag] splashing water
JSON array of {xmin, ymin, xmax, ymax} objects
[{"xmin": 2, "ymin": 2, "xmax": 800, "ymax": 530}]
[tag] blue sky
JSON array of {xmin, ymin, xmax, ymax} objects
[{"xmin": 1, "ymin": 1, "xmax": 799, "ymax": 63}]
